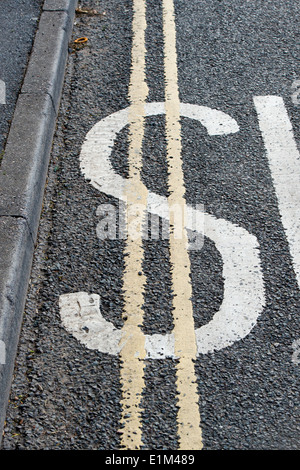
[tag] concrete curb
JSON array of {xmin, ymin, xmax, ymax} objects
[{"xmin": 0, "ymin": 0, "xmax": 77, "ymax": 440}]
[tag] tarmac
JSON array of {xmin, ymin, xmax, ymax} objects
[{"xmin": 0, "ymin": 0, "xmax": 78, "ymax": 440}]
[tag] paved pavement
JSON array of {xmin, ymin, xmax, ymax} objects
[
  {"xmin": 0, "ymin": 0, "xmax": 299, "ymax": 454},
  {"xmin": 0, "ymin": 1, "xmax": 43, "ymax": 153},
  {"xmin": 0, "ymin": 0, "xmax": 77, "ymax": 443}
]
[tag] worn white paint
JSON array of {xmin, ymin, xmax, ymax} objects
[
  {"xmin": 254, "ymin": 96, "xmax": 300, "ymax": 288},
  {"xmin": 59, "ymin": 292, "xmax": 123, "ymax": 355},
  {"xmin": 59, "ymin": 201, "xmax": 264, "ymax": 357},
  {"xmin": 79, "ymin": 102, "xmax": 239, "ymax": 202},
  {"xmin": 112, "ymin": 202, "xmax": 262, "ymax": 356},
  {"xmin": 77, "ymin": 102, "xmax": 265, "ymax": 355},
  {"xmin": 144, "ymin": 332, "xmax": 175, "ymax": 359},
  {"xmin": 59, "ymin": 291, "xmax": 175, "ymax": 359},
  {"xmin": 59, "ymin": 95, "xmax": 267, "ymax": 451},
  {"xmin": 195, "ymin": 210, "xmax": 265, "ymax": 354}
]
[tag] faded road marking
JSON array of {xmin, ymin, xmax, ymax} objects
[
  {"xmin": 254, "ymin": 96, "xmax": 300, "ymax": 288},
  {"xmin": 118, "ymin": 0, "xmax": 148, "ymax": 450},
  {"xmin": 62, "ymin": 0, "xmax": 267, "ymax": 452},
  {"xmin": 77, "ymin": 98, "xmax": 265, "ymax": 447},
  {"xmin": 162, "ymin": 0, "xmax": 203, "ymax": 450}
]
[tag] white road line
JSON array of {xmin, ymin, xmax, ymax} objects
[{"xmin": 254, "ymin": 96, "xmax": 300, "ymax": 288}]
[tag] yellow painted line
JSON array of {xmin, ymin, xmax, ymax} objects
[
  {"xmin": 118, "ymin": 0, "xmax": 203, "ymax": 450},
  {"xmin": 162, "ymin": 0, "xmax": 203, "ymax": 450},
  {"xmin": 118, "ymin": 0, "xmax": 148, "ymax": 450}
]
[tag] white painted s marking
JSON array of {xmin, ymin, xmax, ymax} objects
[{"xmin": 59, "ymin": 102, "xmax": 266, "ymax": 356}]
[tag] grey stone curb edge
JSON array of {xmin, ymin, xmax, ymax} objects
[{"xmin": 0, "ymin": 0, "xmax": 78, "ymax": 441}]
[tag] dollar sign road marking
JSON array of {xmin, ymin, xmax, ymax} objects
[
  {"xmin": 59, "ymin": 0, "xmax": 268, "ymax": 450},
  {"xmin": 60, "ymin": 100, "xmax": 266, "ymax": 448}
]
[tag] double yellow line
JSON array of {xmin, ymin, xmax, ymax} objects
[{"xmin": 119, "ymin": 0, "xmax": 203, "ymax": 450}]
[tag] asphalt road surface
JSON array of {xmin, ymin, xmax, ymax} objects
[
  {"xmin": 1, "ymin": 0, "xmax": 300, "ymax": 451},
  {"xmin": 0, "ymin": 0, "xmax": 43, "ymax": 157}
]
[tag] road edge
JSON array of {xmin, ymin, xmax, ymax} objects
[{"xmin": 0, "ymin": 0, "xmax": 77, "ymax": 442}]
